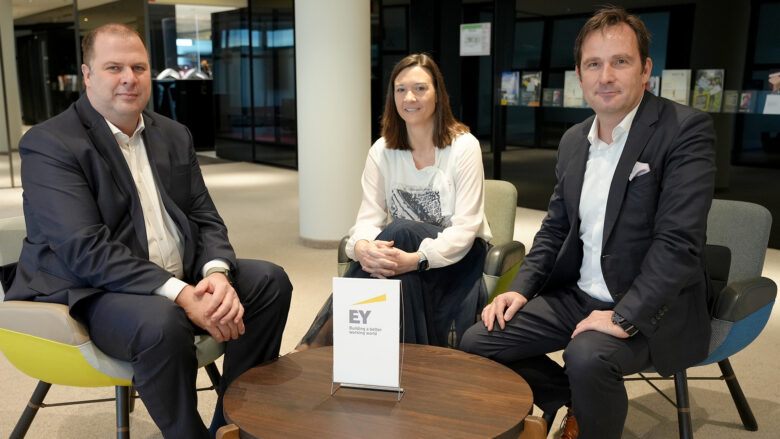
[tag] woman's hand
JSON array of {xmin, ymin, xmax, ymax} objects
[{"xmin": 354, "ymin": 240, "xmax": 421, "ymax": 278}]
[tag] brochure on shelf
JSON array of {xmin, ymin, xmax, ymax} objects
[
  {"xmin": 692, "ymin": 69, "xmax": 725, "ymax": 112},
  {"xmin": 563, "ymin": 71, "xmax": 586, "ymax": 108},
  {"xmin": 660, "ymin": 69, "xmax": 691, "ymax": 106},
  {"xmin": 500, "ymin": 71, "xmax": 520, "ymax": 106},
  {"xmin": 520, "ymin": 71, "xmax": 542, "ymax": 107}
]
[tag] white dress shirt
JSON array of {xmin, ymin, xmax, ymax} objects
[
  {"xmin": 106, "ymin": 117, "xmax": 226, "ymax": 301},
  {"xmin": 577, "ymin": 101, "xmax": 641, "ymax": 303}
]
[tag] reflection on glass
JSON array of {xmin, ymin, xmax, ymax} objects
[{"xmin": 212, "ymin": 0, "xmax": 296, "ymax": 168}]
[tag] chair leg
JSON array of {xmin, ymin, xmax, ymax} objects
[
  {"xmin": 542, "ymin": 411, "xmax": 556, "ymax": 434},
  {"xmin": 718, "ymin": 358, "xmax": 758, "ymax": 431},
  {"xmin": 205, "ymin": 362, "xmax": 222, "ymax": 394},
  {"xmin": 10, "ymin": 381, "xmax": 51, "ymax": 439},
  {"xmin": 673, "ymin": 370, "xmax": 694, "ymax": 439},
  {"xmin": 116, "ymin": 386, "xmax": 130, "ymax": 439}
]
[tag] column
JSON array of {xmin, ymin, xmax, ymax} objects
[{"xmin": 295, "ymin": 0, "xmax": 371, "ymax": 246}]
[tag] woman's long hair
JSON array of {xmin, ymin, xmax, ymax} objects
[{"xmin": 381, "ymin": 54, "xmax": 469, "ymax": 150}]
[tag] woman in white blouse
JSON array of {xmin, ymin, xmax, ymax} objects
[{"xmin": 297, "ymin": 54, "xmax": 492, "ymax": 349}]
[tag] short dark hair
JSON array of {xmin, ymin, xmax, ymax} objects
[
  {"xmin": 381, "ymin": 54, "xmax": 469, "ymax": 150},
  {"xmin": 574, "ymin": 7, "xmax": 650, "ymax": 70},
  {"xmin": 82, "ymin": 23, "xmax": 146, "ymax": 67}
]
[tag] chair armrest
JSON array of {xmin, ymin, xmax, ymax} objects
[
  {"xmin": 337, "ymin": 236, "xmax": 350, "ymax": 264},
  {"xmin": 484, "ymin": 241, "xmax": 525, "ymax": 277},
  {"xmin": 0, "ymin": 301, "xmax": 90, "ymax": 345},
  {"xmin": 712, "ymin": 277, "xmax": 777, "ymax": 322}
]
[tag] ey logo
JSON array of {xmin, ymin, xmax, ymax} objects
[{"xmin": 349, "ymin": 294, "xmax": 386, "ymax": 324}]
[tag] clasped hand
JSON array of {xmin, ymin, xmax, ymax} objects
[
  {"xmin": 175, "ymin": 272, "xmax": 245, "ymax": 343},
  {"xmin": 354, "ymin": 239, "xmax": 418, "ymax": 279}
]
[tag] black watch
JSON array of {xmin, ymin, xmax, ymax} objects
[
  {"xmin": 416, "ymin": 251, "xmax": 429, "ymax": 272},
  {"xmin": 611, "ymin": 311, "xmax": 639, "ymax": 337},
  {"xmin": 205, "ymin": 266, "xmax": 233, "ymax": 285}
]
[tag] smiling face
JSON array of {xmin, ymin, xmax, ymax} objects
[
  {"xmin": 576, "ymin": 22, "xmax": 651, "ymax": 125},
  {"xmin": 393, "ymin": 66, "xmax": 436, "ymax": 130},
  {"xmin": 82, "ymin": 32, "xmax": 151, "ymax": 134}
]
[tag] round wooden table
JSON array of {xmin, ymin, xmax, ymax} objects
[{"xmin": 222, "ymin": 344, "xmax": 534, "ymax": 438}]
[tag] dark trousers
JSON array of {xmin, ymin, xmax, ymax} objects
[
  {"xmin": 459, "ymin": 284, "xmax": 652, "ymax": 439},
  {"xmin": 301, "ymin": 219, "xmax": 486, "ymax": 348},
  {"xmin": 73, "ymin": 259, "xmax": 292, "ymax": 438},
  {"xmin": 348, "ymin": 219, "xmax": 486, "ymax": 346}
]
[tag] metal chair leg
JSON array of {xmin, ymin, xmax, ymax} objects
[
  {"xmin": 116, "ymin": 386, "xmax": 130, "ymax": 439},
  {"xmin": 673, "ymin": 370, "xmax": 694, "ymax": 439},
  {"xmin": 718, "ymin": 358, "xmax": 758, "ymax": 431},
  {"xmin": 10, "ymin": 381, "xmax": 51, "ymax": 439},
  {"xmin": 205, "ymin": 362, "xmax": 222, "ymax": 393}
]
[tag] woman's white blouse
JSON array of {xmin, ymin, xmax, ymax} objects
[{"xmin": 345, "ymin": 133, "xmax": 492, "ymax": 269}]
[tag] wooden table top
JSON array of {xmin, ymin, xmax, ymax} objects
[{"xmin": 223, "ymin": 344, "xmax": 533, "ymax": 439}]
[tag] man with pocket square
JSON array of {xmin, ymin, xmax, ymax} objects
[{"xmin": 460, "ymin": 8, "xmax": 715, "ymax": 439}]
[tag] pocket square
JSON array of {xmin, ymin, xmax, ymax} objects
[{"xmin": 629, "ymin": 162, "xmax": 650, "ymax": 181}]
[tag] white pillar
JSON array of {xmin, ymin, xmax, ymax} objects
[
  {"xmin": 295, "ymin": 0, "xmax": 371, "ymax": 247},
  {"xmin": 0, "ymin": 0, "xmax": 23, "ymax": 155}
]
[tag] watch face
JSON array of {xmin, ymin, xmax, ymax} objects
[{"xmin": 418, "ymin": 259, "xmax": 429, "ymax": 272}]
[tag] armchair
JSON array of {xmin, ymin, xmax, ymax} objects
[
  {"xmin": 337, "ymin": 179, "xmax": 526, "ymax": 346},
  {"xmin": 0, "ymin": 216, "xmax": 225, "ymax": 438},
  {"xmin": 624, "ymin": 199, "xmax": 776, "ymax": 438}
]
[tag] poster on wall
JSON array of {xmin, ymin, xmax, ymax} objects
[
  {"xmin": 660, "ymin": 69, "xmax": 691, "ymax": 106},
  {"xmin": 460, "ymin": 23, "xmax": 491, "ymax": 56},
  {"xmin": 692, "ymin": 69, "xmax": 725, "ymax": 112}
]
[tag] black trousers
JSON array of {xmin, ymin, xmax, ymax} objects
[
  {"xmin": 73, "ymin": 259, "xmax": 292, "ymax": 438},
  {"xmin": 460, "ymin": 284, "xmax": 652, "ymax": 439}
]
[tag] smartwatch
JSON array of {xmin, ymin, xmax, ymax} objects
[
  {"xmin": 611, "ymin": 311, "xmax": 639, "ymax": 337},
  {"xmin": 416, "ymin": 251, "xmax": 429, "ymax": 272},
  {"xmin": 205, "ymin": 266, "xmax": 233, "ymax": 285}
]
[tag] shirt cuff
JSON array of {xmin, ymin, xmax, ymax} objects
[
  {"xmin": 153, "ymin": 277, "xmax": 189, "ymax": 302},
  {"xmin": 202, "ymin": 258, "xmax": 230, "ymax": 277}
]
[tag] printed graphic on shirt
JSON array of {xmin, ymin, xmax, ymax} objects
[{"xmin": 389, "ymin": 185, "xmax": 451, "ymax": 227}]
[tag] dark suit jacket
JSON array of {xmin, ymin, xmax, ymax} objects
[
  {"xmin": 509, "ymin": 92, "xmax": 716, "ymax": 376},
  {"xmin": 5, "ymin": 95, "xmax": 236, "ymax": 312}
]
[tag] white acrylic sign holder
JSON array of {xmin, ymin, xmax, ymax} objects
[{"xmin": 331, "ymin": 277, "xmax": 405, "ymax": 401}]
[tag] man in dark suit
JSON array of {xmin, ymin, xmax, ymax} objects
[
  {"xmin": 4, "ymin": 24, "xmax": 292, "ymax": 437},
  {"xmin": 460, "ymin": 8, "xmax": 715, "ymax": 439}
]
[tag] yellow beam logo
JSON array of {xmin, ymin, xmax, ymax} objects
[{"xmin": 351, "ymin": 294, "xmax": 386, "ymax": 306}]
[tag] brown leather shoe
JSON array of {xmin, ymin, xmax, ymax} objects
[{"xmin": 558, "ymin": 408, "xmax": 579, "ymax": 439}]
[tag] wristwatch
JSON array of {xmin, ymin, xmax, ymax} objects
[
  {"xmin": 416, "ymin": 251, "xmax": 429, "ymax": 272},
  {"xmin": 205, "ymin": 266, "xmax": 233, "ymax": 285},
  {"xmin": 611, "ymin": 311, "xmax": 639, "ymax": 337}
]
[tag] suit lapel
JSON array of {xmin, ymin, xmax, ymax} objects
[
  {"xmin": 75, "ymin": 96, "xmax": 149, "ymax": 257},
  {"xmin": 563, "ymin": 121, "xmax": 592, "ymax": 228},
  {"xmin": 602, "ymin": 92, "xmax": 659, "ymax": 247}
]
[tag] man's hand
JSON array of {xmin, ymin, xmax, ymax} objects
[
  {"xmin": 175, "ymin": 285, "xmax": 239, "ymax": 342},
  {"xmin": 194, "ymin": 272, "xmax": 244, "ymax": 323},
  {"xmin": 571, "ymin": 310, "xmax": 628, "ymax": 339},
  {"xmin": 481, "ymin": 291, "xmax": 528, "ymax": 331}
]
